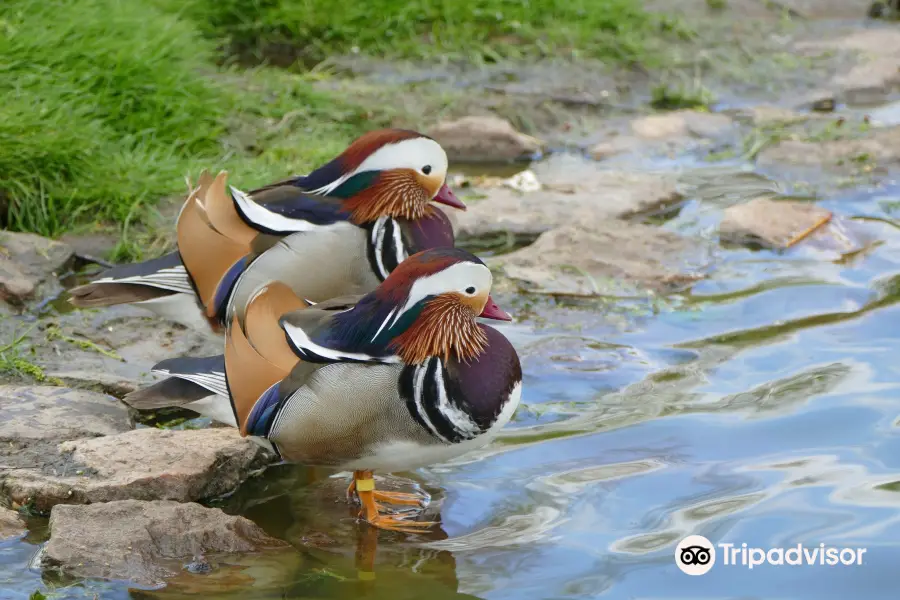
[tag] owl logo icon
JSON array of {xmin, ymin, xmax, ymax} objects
[{"xmin": 675, "ymin": 535, "xmax": 716, "ymax": 575}]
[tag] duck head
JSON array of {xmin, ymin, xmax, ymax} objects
[
  {"xmin": 298, "ymin": 129, "xmax": 464, "ymax": 223},
  {"xmin": 326, "ymin": 248, "xmax": 511, "ymax": 365}
]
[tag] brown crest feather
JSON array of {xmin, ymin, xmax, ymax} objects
[
  {"xmin": 343, "ymin": 169, "xmax": 430, "ymax": 224},
  {"xmin": 390, "ymin": 294, "xmax": 488, "ymax": 364}
]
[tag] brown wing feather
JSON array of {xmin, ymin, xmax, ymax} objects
[
  {"xmin": 201, "ymin": 171, "xmax": 257, "ymax": 246},
  {"xmin": 177, "ymin": 192, "xmax": 248, "ymax": 317},
  {"xmin": 226, "ymin": 314, "xmax": 293, "ymax": 436},
  {"xmin": 243, "ymin": 282, "xmax": 305, "ymax": 371}
]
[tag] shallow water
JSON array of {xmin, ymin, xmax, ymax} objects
[{"xmin": 5, "ymin": 154, "xmax": 900, "ymax": 599}]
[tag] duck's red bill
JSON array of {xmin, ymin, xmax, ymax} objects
[
  {"xmin": 479, "ymin": 295, "xmax": 512, "ymax": 321},
  {"xmin": 433, "ymin": 184, "xmax": 466, "ymax": 210}
]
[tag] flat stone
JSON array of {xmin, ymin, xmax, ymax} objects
[
  {"xmin": 490, "ymin": 222, "xmax": 709, "ymax": 296},
  {"xmin": 429, "ymin": 115, "xmax": 543, "ymax": 162},
  {"xmin": 456, "ymin": 154, "xmax": 683, "ymax": 237},
  {"xmin": 769, "ymin": 0, "xmax": 875, "ymax": 18},
  {"xmin": 720, "ymin": 198, "xmax": 834, "ymax": 249},
  {"xmin": 58, "ymin": 232, "xmax": 119, "ymax": 263},
  {"xmin": 630, "ymin": 110, "xmax": 734, "ymax": 140},
  {"xmin": 42, "ymin": 500, "xmax": 289, "ymax": 587},
  {"xmin": 35, "ymin": 310, "xmax": 222, "ymax": 397},
  {"xmin": 733, "ymin": 105, "xmax": 811, "ymax": 127},
  {"xmin": 1, "ymin": 428, "xmax": 272, "ymax": 513},
  {"xmin": 0, "ymin": 231, "xmax": 73, "ymax": 304},
  {"xmin": 798, "ymin": 30, "xmax": 900, "ymax": 104},
  {"xmin": 0, "ymin": 386, "xmax": 134, "ymax": 476},
  {"xmin": 0, "ymin": 386, "xmax": 133, "ymax": 443},
  {"xmin": 757, "ymin": 126, "xmax": 900, "ymax": 170},
  {"xmin": 0, "ymin": 506, "xmax": 25, "ymax": 539}
]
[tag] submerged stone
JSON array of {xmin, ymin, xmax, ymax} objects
[
  {"xmin": 0, "ymin": 506, "xmax": 25, "ymax": 539},
  {"xmin": 719, "ymin": 198, "xmax": 834, "ymax": 250},
  {"xmin": 42, "ymin": 500, "xmax": 289, "ymax": 587}
]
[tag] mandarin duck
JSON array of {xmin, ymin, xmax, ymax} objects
[
  {"xmin": 69, "ymin": 129, "xmax": 465, "ymax": 333},
  {"xmin": 125, "ymin": 248, "xmax": 522, "ymax": 532}
]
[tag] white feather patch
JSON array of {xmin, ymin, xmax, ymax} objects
[{"xmin": 231, "ymin": 186, "xmax": 330, "ymax": 233}]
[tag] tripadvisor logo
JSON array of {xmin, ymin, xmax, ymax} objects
[
  {"xmin": 675, "ymin": 535, "xmax": 715, "ymax": 576},
  {"xmin": 675, "ymin": 535, "xmax": 867, "ymax": 574}
]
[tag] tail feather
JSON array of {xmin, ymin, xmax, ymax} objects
[
  {"xmin": 123, "ymin": 376, "xmax": 214, "ymax": 410},
  {"xmin": 69, "ymin": 252, "xmax": 192, "ymax": 308},
  {"xmin": 69, "ymin": 282, "xmax": 175, "ymax": 308}
]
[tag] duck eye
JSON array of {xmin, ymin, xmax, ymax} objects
[
  {"xmin": 465, "ymin": 286, "xmax": 476, "ymax": 295},
  {"xmin": 422, "ymin": 165, "xmax": 432, "ymax": 175}
]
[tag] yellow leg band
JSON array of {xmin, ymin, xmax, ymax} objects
[
  {"xmin": 355, "ymin": 478, "xmax": 375, "ymax": 492},
  {"xmin": 358, "ymin": 570, "xmax": 376, "ymax": 581}
]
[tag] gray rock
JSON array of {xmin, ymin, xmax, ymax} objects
[
  {"xmin": 456, "ymin": 155, "xmax": 683, "ymax": 237},
  {"xmin": 429, "ymin": 115, "xmax": 543, "ymax": 162},
  {"xmin": 36, "ymin": 310, "xmax": 222, "ymax": 397},
  {"xmin": 757, "ymin": 126, "xmax": 900, "ymax": 170},
  {"xmin": 0, "ymin": 506, "xmax": 25, "ymax": 539},
  {"xmin": 589, "ymin": 111, "xmax": 734, "ymax": 161},
  {"xmin": 798, "ymin": 30, "xmax": 900, "ymax": 105},
  {"xmin": 0, "ymin": 386, "xmax": 134, "ymax": 477},
  {"xmin": 1, "ymin": 428, "xmax": 272, "ymax": 512},
  {"xmin": 490, "ymin": 222, "xmax": 709, "ymax": 296},
  {"xmin": 0, "ymin": 386, "xmax": 133, "ymax": 442},
  {"xmin": 719, "ymin": 198, "xmax": 833, "ymax": 249},
  {"xmin": 732, "ymin": 105, "xmax": 811, "ymax": 127},
  {"xmin": 42, "ymin": 500, "xmax": 289, "ymax": 587},
  {"xmin": 768, "ymin": 0, "xmax": 875, "ymax": 18},
  {"xmin": 0, "ymin": 231, "xmax": 73, "ymax": 304},
  {"xmin": 630, "ymin": 110, "xmax": 734, "ymax": 140}
]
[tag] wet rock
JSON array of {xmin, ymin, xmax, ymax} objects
[
  {"xmin": 631, "ymin": 110, "xmax": 734, "ymax": 140},
  {"xmin": 719, "ymin": 198, "xmax": 832, "ymax": 249},
  {"xmin": 456, "ymin": 154, "xmax": 683, "ymax": 237},
  {"xmin": 429, "ymin": 115, "xmax": 543, "ymax": 162},
  {"xmin": 0, "ymin": 386, "xmax": 134, "ymax": 474},
  {"xmin": 769, "ymin": 0, "xmax": 874, "ymax": 19},
  {"xmin": 757, "ymin": 126, "xmax": 900, "ymax": 170},
  {"xmin": 0, "ymin": 506, "xmax": 25, "ymax": 539},
  {"xmin": 42, "ymin": 500, "xmax": 289, "ymax": 587},
  {"xmin": 798, "ymin": 30, "xmax": 900, "ymax": 104},
  {"xmin": 589, "ymin": 111, "xmax": 734, "ymax": 160},
  {"xmin": 733, "ymin": 105, "xmax": 810, "ymax": 127},
  {"xmin": 1, "ymin": 428, "xmax": 272, "ymax": 512},
  {"xmin": 58, "ymin": 232, "xmax": 120, "ymax": 263},
  {"xmin": 490, "ymin": 222, "xmax": 709, "ymax": 296},
  {"xmin": 0, "ymin": 231, "xmax": 73, "ymax": 304},
  {"xmin": 34, "ymin": 310, "xmax": 222, "ymax": 397}
]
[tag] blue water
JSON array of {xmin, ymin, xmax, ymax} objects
[{"xmin": 3, "ymin": 170, "xmax": 900, "ymax": 599}]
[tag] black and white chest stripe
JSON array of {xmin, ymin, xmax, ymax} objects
[
  {"xmin": 366, "ymin": 216, "xmax": 408, "ymax": 281},
  {"xmin": 399, "ymin": 357, "xmax": 484, "ymax": 444}
]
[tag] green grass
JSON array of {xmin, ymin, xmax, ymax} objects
[
  {"xmin": 1, "ymin": 0, "xmax": 678, "ymax": 239},
  {"xmin": 163, "ymin": 0, "xmax": 680, "ymax": 66},
  {"xmin": 0, "ymin": 0, "xmax": 383, "ymax": 237}
]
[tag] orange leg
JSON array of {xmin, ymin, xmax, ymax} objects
[
  {"xmin": 347, "ymin": 471, "xmax": 429, "ymax": 508},
  {"xmin": 354, "ymin": 470, "xmax": 436, "ymax": 533}
]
